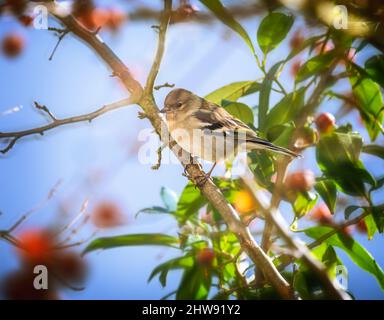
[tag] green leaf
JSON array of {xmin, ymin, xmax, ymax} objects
[
  {"xmin": 160, "ymin": 186, "xmax": 178, "ymax": 211},
  {"xmin": 257, "ymin": 12, "xmax": 294, "ymax": 55},
  {"xmin": 199, "ymin": 0, "xmax": 255, "ymax": 55},
  {"xmin": 365, "ymin": 214, "xmax": 377, "ymax": 240},
  {"xmin": 316, "ymin": 129, "xmax": 375, "ymax": 196},
  {"xmin": 296, "ymin": 51, "xmax": 335, "ymax": 83},
  {"xmin": 315, "ymin": 179, "xmax": 337, "ymax": 213},
  {"xmin": 344, "ymin": 205, "xmax": 362, "ymax": 220},
  {"xmin": 83, "ymin": 234, "xmax": 179, "ymax": 255},
  {"xmin": 248, "ymin": 150, "xmax": 274, "ymax": 188},
  {"xmin": 365, "ymin": 55, "xmax": 384, "ymax": 88},
  {"xmin": 304, "ymin": 226, "xmax": 384, "ymax": 289},
  {"xmin": 264, "ymin": 88, "xmax": 306, "ymax": 132},
  {"xmin": 175, "ymin": 182, "xmax": 207, "ymax": 223},
  {"xmin": 362, "ymin": 144, "xmax": 384, "ymax": 160},
  {"xmin": 268, "ymin": 123, "xmax": 295, "ymax": 149},
  {"xmin": 222, "ymin": 101, "xmax": 254, "ymax": 126},
  {"xmin": 135, "ymin": 206, "xmax": 170, "ymax": 218},
  {"xmin": 176, "ymin": 264, "xmax": 212, "ymax": 300},
  {"xmin": 286, "ymin": 34, "xmax": 325, "ymax": 61},
  {"xmin": 148, "ymin": 255, "xmax": 194, "ymax": 287},
  {"xmin": 311, "ymin": 243, "xmax": 343, "ymax": 279},
  {"xmin": 204, "ymin": 81, "xmax": 261, "ymax": 105},
  {"xmin": 259, "ymin": 61, "xmax": 284, "ymax": 131},
  {"xmin": 349, "ymin": 70, "xmax": 384, "ymax": 141},
  {"xmin": 371, "ymin": 204, "xmax": 384, "ymax": 233},
  {"xmin": 292, "ymin": 191, "xmax": 318, "ymax": 218}
]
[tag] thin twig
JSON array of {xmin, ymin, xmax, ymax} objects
[
  {"xmin": 145, "ymin": 1, "xmax": 172, "ymax": 93},
  {"xmin": 0, "ymin": 98, "xmax": 133, "ymax": 154},
  {"xmin": 154, "ymin": 82, "xmax": 175, "ymax": 90}
]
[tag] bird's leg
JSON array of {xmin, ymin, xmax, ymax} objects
[
  {"xmin": 194, "ymin": 162, "xmax": 217, "ymax": 188},
  {"xmin": 182, "ymin": 155, "xmax": 198, "ymax": 178}
]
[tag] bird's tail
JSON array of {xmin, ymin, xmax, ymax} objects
[{"xmin": 246, "ymin": 138, "xmax": 300, "ymax": 158}]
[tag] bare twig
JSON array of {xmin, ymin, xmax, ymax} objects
[
  {"xmin": 145, "ymin": 2, "xmax": 172, "ymax": 94},
  {"xmin": 0, "ymin": 98, "xmax": 133, "ymax": 154},
  {"xmin": 151, "ymin": 143, "xmax": 166, "ymax": 170},
  {"xmin": 48, "ymin": 28, "xmax": 69, "ymax": 61},
  {"xmin": 154, "ymin": 82, "xmax": 175, "ymax": 90}
]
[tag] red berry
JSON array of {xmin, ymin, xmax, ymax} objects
[
  {"xmin": 289, "ymin": 30, "xmax": 304, "ymax": 49},
  {"xmin": 196, "ymin": 248, "xmax": 215, "ymax": 266},
  {"xmin": 356, "ymin": 219, "xmax": 368, "ymax": 234},
  {"xmin": 310, "ymin": 204, "xmax": 332, "ymax": 225},
  {"xmin": 1, "ymin": 268, "xmax": 59, "ymax": 300},
  {"xmin": 18, "ymin": 15, "xmax": 33, "ymax": 27},
  {"xmin": 290, "ymin": 60, "xmax": 301, "ymax": 77},
  {"xmin": 106, "ymin": 8, "xmax": 125, "ymax": 31},
  {"xmin": 2, "ymin": 33, "xmax": 25, "ymax": 58},
  {"xmin": 315, "ymin": 112, "xmax": 336, "ymax": 133},
  {"xmin": 18, "ymin": 229, "xmax": 54, "ymax": 263},
  {"xmin": 52, "ymin": 252, "xmax": 87, "ymax": 283},
  {"xmin": 285, "ymin": 170, "xmax": 315, "ymax": 192},
  {"xmin": 92, "ymin": 201, "xmax": 124, "ymax": 228}
]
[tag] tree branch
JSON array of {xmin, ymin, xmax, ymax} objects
[
  {"xmin": 0, "ymin": 98, "xmax": 133, "ymax": 154},
  {"xmin": 42, "ymin": 0, "xmax": 294, "ymax": 299}
]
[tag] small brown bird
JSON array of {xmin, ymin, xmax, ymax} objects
[{"xmin": 161, "ymin": 88, "xmax": 299, "ymax": 176}]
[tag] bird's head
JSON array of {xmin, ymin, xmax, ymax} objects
[{"xmin": 160, "ymin": 88, "xmax": 198, "ymax": 114}]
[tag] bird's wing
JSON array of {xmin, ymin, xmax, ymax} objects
[
  {"xmin": 193, "ymin": 100, "xmax": 299, "ymax": 158},
  {"xmin": 192, "ymin": 101, "xmax": 257, "ymax": 139}
]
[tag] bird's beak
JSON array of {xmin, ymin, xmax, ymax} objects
[{"xmin": 160, "ymin": 106, "xmax": 170, "ymax": 113}]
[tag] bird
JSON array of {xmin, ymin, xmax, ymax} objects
[{"xmin": 160, "ymin": 88, "xmax": 299, "ymax": 180}]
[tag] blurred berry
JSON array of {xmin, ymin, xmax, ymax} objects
[
  {"xmin": 1, "ymin": 267, "xmax": 59, "ymax": 300},
  {"xmin": 2, "ymin": 33, "xmax": 25, "ymax": 58},
  {"xmin": 17, "ymin": 229, "xmax": 55, "ymax": 264},
  {"xmin": 310, "ymin": 203, "xmax": 333, "ymax": 225},
  {"xmin": 233, "ymin": 188, "xmax": 258, "ymax": 214},
  {"xmin": 92, "ymin": 201, "xmax": 124, "ymax": 228},
  {"xmin": 196, "ymin": 248, "xmax": 215, "ymax": 266},
  {"xmin": 315, "ymin": 112, "xmax": 336, "ymax": 133},
  {"xmin": 289, "ymin": 29, "xmax": 304, "ymax": 49},
  {"xmin": 356, "ymin": 219, "xmax": 368, "ymax": 234},
  {"xmin": 285, "ymin": 170, "xmax": 315, "ymax": 192}
]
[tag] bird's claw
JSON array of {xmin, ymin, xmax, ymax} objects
[{"xmin": 193, "ymin": 173, "xmax": 211, "ymax": 188}]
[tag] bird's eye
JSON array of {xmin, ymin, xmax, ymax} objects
[{"xmin": 175, "ymin": 102, "xmax": 182, "ymax": 108}]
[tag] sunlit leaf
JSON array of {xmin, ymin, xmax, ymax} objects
[
  {"xmin": 83, "ymin": 234, "xmax": 179, "ymax": 255},
  {"xmin": 259, "ymin": 61, "xmax": 284, "ymax": 131},
  {"xmin": 248, "ymin": 150, "xmax": 274, "ymax": 189},
  {"xmin": 316, "ymin": 128, "xmax": 375, "ymax": 196},
  {"xmin": 304, "ymin": 226, "xmax": 384, "ymax": 289},
  {"xmin": 257, "ymin": 12, "xmax": 294, "ymax": 54},
  {"xmin": 148, "ymin": 255, "xmax": 194, "ymax": 287},
  {"xmin": 176, "ymin": 264, "xmax": 212, "ymax": 300},
  {"xmin": 349, "ymin": 68, "xmax": 384, "ymax": 141},
  {"xmin": 315, "ymin": 179, "xmax": 337, "ymax": 213},
  {"xmin": 222, "ymin": 101, "xmax": 254, "ymax": 126},
  {"xmin": 135, "ymin": 206, "xmax": 170, "ymax": 218},
  {"xmin": 205, "ymin": 81, "xmax": 261, "ymax": 105},
  {"xmin": 296, "ymin": 51, "xmax": 335, "ymax": 83},
  {"xmin": 365, "ymin": 55, "xmax": 384, "ymax": 88},
  {"xmin": 292, "ymin": 191, "xmax": 318, "ymax": 218},
  {"xmin": 264, "ymin": 88, "xmax": 305, "ymax": 132},
  {"xmin": 160, "ymin": 186, "xmax": 179, "ymax": 211},
  {"xmin": 175, "ymin": 182, "xmax": 207, "ymax": 223},
  {"xmin": 200, "ymin": 0, "xmax": 255, "ymax": 55},
  {"xmin": 362, "ymin": 144, "xmax": 384, "ymax": 160}
]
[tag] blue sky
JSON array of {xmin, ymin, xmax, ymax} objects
[{"xmin": 0, "ymin": 0, "xmax": 383, "ymax": 299}]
